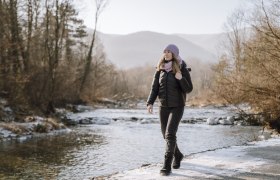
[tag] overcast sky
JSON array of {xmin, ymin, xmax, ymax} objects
[{"xmin": 77, "ymin": 0, "xmax": 251, "ymax": 35}]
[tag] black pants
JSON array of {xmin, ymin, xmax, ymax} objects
[{"xmin": 159, "ymin": 106, "xmax": 184, "ymax": 157}]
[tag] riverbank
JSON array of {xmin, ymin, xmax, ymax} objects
[
  {"xmin": 95, "ymin": 133, "xmax": 280, "ymax": 180},
  {"xmin": 0, "ymin": 106, "xmax": 265, "ymax": 179},
  {"xmin": 0, "ymin": 100, "xmax": 248, "ymax": 142},
  {"xmin": 0, "ymin": 96, "xmax": 142, "ymax": 141}
]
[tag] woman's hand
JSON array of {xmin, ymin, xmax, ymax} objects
[
  {"xmin": 147, "ymin": 104, "xmax": 153, "ymax": 114},
  {"xmin": 175, "ymin": 72, "xmax": 182, "ymax": 80}
]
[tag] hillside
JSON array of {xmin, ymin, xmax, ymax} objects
[
  {"xmin": 175, "ymin": 33, "xmax": 228, "ymax": 55},
  {"xmin": 97, "ymin": 31, "xmax": 218, "ymax": 69}
]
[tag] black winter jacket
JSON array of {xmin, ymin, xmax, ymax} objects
[{"xmin": 147, "ymin": 60, "xmax": 193, "ymax": 107}]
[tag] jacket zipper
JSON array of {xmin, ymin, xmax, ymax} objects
[{"xmin": 166, "ymin": 72, "xmax": 168, "ymax": 107}]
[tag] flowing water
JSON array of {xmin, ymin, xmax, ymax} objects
[{"xmin": 0, "ymin": 106, "xmax": 262, "ymax": 179}]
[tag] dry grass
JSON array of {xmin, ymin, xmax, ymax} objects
[
  {"xmin": 46, "ymin": 118, "xmax": 64, "ymax": 130},
  {"xmin": 23, "ymin": 116, "xmax": 37, "ymax": 122},
  {"xmin": 0, "ymin": 117, "xmax": 66, "ymax": 134},
  {"xmin": 187, "ymin": 92, "xmax": 227, "ymax": 107},
  {"xmin": 0, "ymin": 123, "xmax": 29, "ymax": 134},
  {"xmin": 33, "ymin": 118, "xmax": 65, "ymax": 133}
]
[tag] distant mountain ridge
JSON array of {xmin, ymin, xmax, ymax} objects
[
  {"xmin": 175, "ymin": 33, "xmax": 228, "ymax": 55},
  {"xmin": 93, "ymin": 30, "xmax": 226, "ymax": 69}
]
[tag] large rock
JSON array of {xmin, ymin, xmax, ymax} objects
[
  {"xmin": 206, "ymin": 117, "xmax": 219, "ymax": 125},
  {"xmin": 219, "ymin": 116, "xmax": 234, "ymax": 125}
]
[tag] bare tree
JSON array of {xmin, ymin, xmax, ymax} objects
[
  {"xmin": 0, "ymin": 0, "xmax": 122, "ymax": 116},
  {"xmin": 214, "ymin": 0, "xmax": 280, "ymax": 129},
  {"xmin": 79, "ymin": 0, "xmax": 108, "ymax": 92}
]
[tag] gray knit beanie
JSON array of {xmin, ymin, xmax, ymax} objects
[{"xmin": 164, "ymin": 44, "xmax": 182, "ymax": 61}]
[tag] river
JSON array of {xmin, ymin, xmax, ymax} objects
[{"xmin": 0, "ymin": 106, "xmax": 262, "ymax": 179}]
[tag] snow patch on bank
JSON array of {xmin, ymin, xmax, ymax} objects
[{"xmin": 103, "ymin": 136, "xmax": 280, "ymax": 180}]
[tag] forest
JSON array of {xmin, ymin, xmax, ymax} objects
[
  {"xmin": 0, "ymin": 0, "xmax": 280, "ymax": 131},
  {"xmin": 0, "ymin": 0, "xmax": 124, "ymax": 115}
]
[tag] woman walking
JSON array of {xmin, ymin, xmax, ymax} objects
[{"xmin": 147, "ymin": 44, "xmax": 193, "ymax": 176}]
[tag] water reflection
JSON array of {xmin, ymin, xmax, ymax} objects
[
  {"xmin": 0, "ymin": 107, "xmax": 262, "ymax": 179},
  {"xmin": 0, "ymin": 128, "xmax": 105, "ymax": 179}
]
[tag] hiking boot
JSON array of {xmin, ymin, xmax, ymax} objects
[
  {"xmin": 173, "ymin": 152, "xmax": 184, "ymax": 169},
  {"xmin": 160, "ymin": 155, "xmax": 173, "ymax": 176}
]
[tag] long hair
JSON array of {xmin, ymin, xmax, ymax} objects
[{"xmin": 156, "ymin": 53, "xmax": 181, "ymax": 73}]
